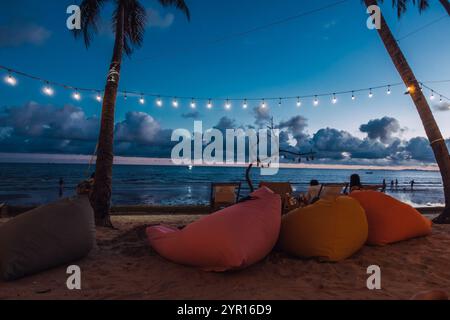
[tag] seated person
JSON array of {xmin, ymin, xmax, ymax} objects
[
  {"xmin": 299, "ymin": 180, "xmax": 321, "ymax": 206},
  {"xmin": 349, "ymin": 174, "xmax": 363, "ymax": 192}
]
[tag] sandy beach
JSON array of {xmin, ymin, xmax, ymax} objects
[{"xmin": 1, "ymin": 212, "xmax": 449, "ymax": 300}]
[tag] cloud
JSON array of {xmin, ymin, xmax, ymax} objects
[
  {"xmin": 252, "ymin": 106, "xmax": 271, "ymax": 128},
  {"xmin": 0, "ymin": 104, "xmax": 448, "ymax": 165},
  {"xmin": 214, "ymin": 117, "xmax": 237, "ymax": 132},
  {"xmin": 115, "ymin": 112, "xmax": 161, "ymax": 144},
  {"xmin": 434, "ymin": 102, "xmax": 450, "ymax": 112},
  {"xmin": 181, "ymin": 111, "xmax": 201, "ymax": 119},
  {"xmin": 359, "ymin": 116, "xmax": 401, "ymax": 144},
  {"xmin": 0, "ymin": 23, "xmax": 51, "ymax": 47},
  {"xmin": 147, "ymin": 8, "xmax": 175, "ymax": 28},
  {"xmin": 278, "ymin": 116, "xmax": 309, "ymax": 143}
]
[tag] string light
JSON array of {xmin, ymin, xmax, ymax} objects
[
  {"xmin": 5, "ymin": 72, "xmax": 17, "ymax": 86},
  {"xmin": 72, "ymin": 90, "xmax": 81, "ymax": 101},
  {"xmin": 225, "ymin": 99, "xmax": 231, "ymax": 110},
  {"xmin": 296, "ymin": 97, "xmax": 301, "ymax": 107},
  {"xmin": 2, "ymin": 65, "xmax": 449, "ymax": 111},
  {"xmin": 43, "ymin": 83, "xmax": 54, "ymax": 96},
  {"xmin": 440, "ymin": 95, "xmax": 444, "ymax": 103}
]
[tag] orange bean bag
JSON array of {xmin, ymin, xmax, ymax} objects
[
  {"xmin": 350, "ymin": 191, "xmax": 432, "ymax": 245},
  {"xmin": 146, "ymin": 187, "xmax": 281, "ymax": 271},
  {"xmin": 279, "ymin": 196, "xmax": 368, "ymax": 262}
]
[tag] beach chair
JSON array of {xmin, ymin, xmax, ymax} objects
[
  {"xmin": 318, "ymin": 183, "xmax": 349, "ymax": 200},
  {"xmin": 210, "ymin": 182, "xmax": 241, "ymax": 212},
  {"xmin": 259, "ymin": 182, "xmax": 297, "ymax": 213}
]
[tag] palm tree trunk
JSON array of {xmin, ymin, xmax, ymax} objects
[
  {"xmin": 90, "ymin": 4, "xmax": 125, "ymax": 227},
  {"xmin": 439, "ymin": 0, "xmax": 450, "ymax": 15},
  {"xmin": 364, "ymin": 0, "xmax": 450, "ymax": 223}
]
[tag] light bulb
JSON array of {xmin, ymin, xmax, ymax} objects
[
  {"xmin": 387, "ymin": 86, "xmax": 391, "ymax": 95},
  {"xmin": 296, "ymin": 97, "xmax": 301, "ymax": 107},
  {"xmin": 430, "ymin": 91, "xmax": 435, "ymax": 100},
  {"xmin": 313, "ymin": 96, "xmax": 319, "ymax": 106},
  {"xmin": 207, "ymin": 100, "xmax": 212, "ymax": 109},
  {"xmin": 278, "ymin": 99, "xmax": 282, "ymax": 107},
  {"xmin": 261, "ymin": 99, "xmax": 266, "ymax": 108},
  {"xmin": 73, "ymin": 91, "xmax": 81, "ymax": 100},
  {"xmin": 332, "ymin": 94, "xmax": 337, "ymax": 104},
  {"xmin": 369, "ymin": 89, "xmax": 373, "ymax": 98},
  {"xmin": 351, "ymin": 92, "xmax": 355, "ymax": 100},
  {"xmin": 96, "ymin": 93, "xmax": 102, "ymax": 102},
  {"xmin": 190, "ymin": 99, "xmax": 196, "ymax": 109},
  {"xmin": 5, "ymin": 74, "xmax": 17, "ymax": 86},
  {"xmin": 440, "ymin": 96, "xmax": 443, "ymax": 103},
  {"xmin": 243, "ymin": 100, "xmax": 248, "ymax": 109},
  {"xmin": 225, "ymin": 100, "xmax": 231, "ymax": 110},
  {"xmin": 156, "ymin": 97, "xmax": 163, "ymax": 107},
  {"xmin": 43, "ymin": 85, "xmax": 54, "ymax": 96},
  {"xmin": 172, "ymin": 98, "xmax": 179, "ymax": 108},
  {"xmin": 139, "ymin": 96, "xmax": 145, "ymax": 105}
]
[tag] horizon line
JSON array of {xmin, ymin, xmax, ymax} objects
[{"xmin": 0, "ymin": 152, "xmax": 439, "ymax": 172}]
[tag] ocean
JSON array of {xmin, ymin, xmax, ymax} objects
[{"xmin": 0, "ymin": 163, "xmax": 444, "ymax": 207}]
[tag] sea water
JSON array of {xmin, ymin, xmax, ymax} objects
[{"xmin": 0, "ymin": 163, "xmax": 444, "ymax": 207}]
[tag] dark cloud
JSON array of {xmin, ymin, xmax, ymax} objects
[
  {"xmin": 0, "ymin": 104, "xmax": 448, "ymax": 165},
  {"xmin": 181, "ymin": 111, "xmax": 201, "ymax": 119},
  {"xmin": 0, "ymin": 23, "xmax": 51, "ymax": 47},
  {"xmin": 214, "ymin": 116, "xmax": 237, "ymax": 132},
  {"xmin": 115, "ymin": 112, "xmax": 161, "ymax": 144},
  {"xmin": 434, "ymin": 102, "xmax": 450, "ymax": 112},
  {"xmin": 252, "ymin": 106, "xmax": 271, "ymax": 128},
  {"xmin": 278, "ymin": 116, "xmax": 309, "ymax": 143},
  {"xmin": 359, "ymin": 117, "xmax": 401, "ymax": 144}
]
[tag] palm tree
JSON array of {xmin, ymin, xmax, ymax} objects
[
  {"xmin": 74, "ymin": 0, "xmax": 190, "ymax": 226},
  {"xmin": 363, "ymin": 0, "xmax": 450, "ymax": 223}
]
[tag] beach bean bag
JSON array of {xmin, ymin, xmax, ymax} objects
[
  {"xmin": 0, "ymin": 196, "xmax": 96, "ymax": 281},
  {"xmin": 279, "ymin": 196, "xmax": 368, "ymax": 262},
  {"xmin": 350, "ymin": 191, "xmax": 432, "ymax": 246},
  {"xmin": 146, "ymin": 187, "xmax": 281, "ymax": 271}
]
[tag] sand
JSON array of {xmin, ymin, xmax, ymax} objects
[{"xmin": 1, "ymin": 214, "xmax": 450, "ymax": 300}]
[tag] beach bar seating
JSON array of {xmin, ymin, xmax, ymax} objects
[
  {"xmin": 210, "ymin": 182, "xmax": 241, "ymax": 212},
  {"xmin": 259, "ymin": 182, "xmax": 296, "ymax": 213},
  {"xmin": 317, "ymin": 183, "xmax": 349, "ymax": 200}
]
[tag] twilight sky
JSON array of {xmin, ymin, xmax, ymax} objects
[{"xmin": 0, "ymin": 0, "xmax": 449, "ymax": 166}]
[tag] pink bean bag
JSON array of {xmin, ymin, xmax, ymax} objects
[{"xmin": 146, "ymin": 187, "xmax": 281, "ymax": 271}]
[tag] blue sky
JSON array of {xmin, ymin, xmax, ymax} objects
[{"xmin": 0, "ymin": 0, "xmax": 449, "ymax": 165}]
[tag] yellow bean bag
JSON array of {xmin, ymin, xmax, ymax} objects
[{"xmin": 279, "ymin": 196, "xmax": 368, "ymax": 262}]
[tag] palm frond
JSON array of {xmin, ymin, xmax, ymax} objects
[
  {"xmin": 158, "ymin": 0, "xmax": 191, "ymax": 20},
  {"xmin": 74, "ymin": 0, "xmax": 108, "ymax": 47},
  {"xmin": 371, "ymin": 0, "xmax": 430, "ymax": 17}
]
